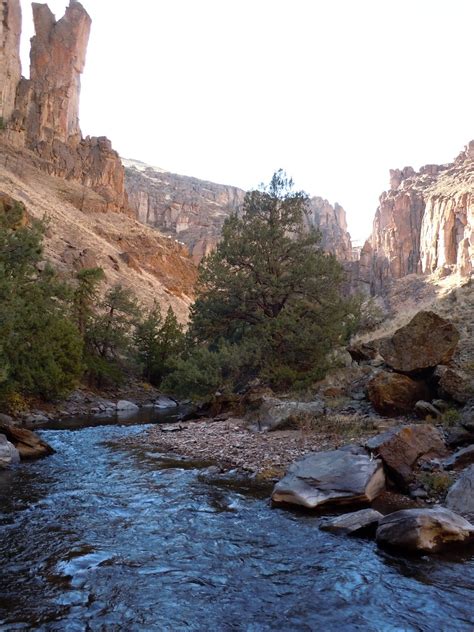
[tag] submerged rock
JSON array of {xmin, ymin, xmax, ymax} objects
[
  {"xmin": 366, "ymin": 424, "xmax": 447, "ymax": 490},
  {"xmin": 376, "ymin": 507, "xmax": 474, "ymax": 553},
  {"xmin": 271, "ymin": 446, "xmax": 385, "ymax": 509},
  {"xmin": 0, "ymin": 426, "xmax": 55, "ymax": 460},
  {"xmin": 378, "ymin": 311, "xmax": 459, "ymax": 374},
  {"xmin": 320, "ymin": 508, "xmax": 383, "ymax": 535},
  {"xmin": 0, "ymin": 434, "xmax": 20, "ymax": 468},
  {"xmin": 445, "ymin": 465, "xmax": 474, "ymax": 518}
]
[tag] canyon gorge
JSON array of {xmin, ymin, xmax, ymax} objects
[{"xmin": 0, "ymin": 0, "xmax": 473, "ymax": 315}]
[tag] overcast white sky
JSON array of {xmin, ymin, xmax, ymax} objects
[{"xmin": 19, "ymin": 0, "xmax": 474, "ymax": 243}]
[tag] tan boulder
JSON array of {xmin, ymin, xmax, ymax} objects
[
  {"xmin": 0, "ymin": 425, "xmax": 55, "ymax": 460},
  {"xmin": 367, "ymin": 371, "xmax": 430, "ymax": 416},
  {"xmin": 366, "ymin": 424, "xmax": 447, "ymax": 490},
  {"xmin": 376, "ymin": 508, "xmax": 474, "ymax": 553},
  {"xmin": 379, "ymin": 311, "xmax": 459, "ymax": 374}
]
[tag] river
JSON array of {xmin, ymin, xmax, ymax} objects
[{"xmin": 1, "ymin": 415, "xmax": 474, "ymax": 631}]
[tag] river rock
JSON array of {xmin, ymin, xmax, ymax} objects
[
  {"xmin": 0, "ymin": 425, "xmax": 55, "ymax": 460},
  {"xmin": 154, "ymin": 395, "xmax": 178, "ymax": 409},
  {"xmin": 367, "ymin": 371, "xmax": 430, "ymax": 416},
  {"xmin": 376, "ymin": 507, "xmax": 474, "ymax": 553},
  {"xmin": 445, "ymin": 426, "xmax": 474, "ymax": 449},
  {"xmin": 415, "ymin": 400, "xmax": 441, "ymax": 420},
  {"xmin": 366, "ymin": 425, "xmax": 447, "ymax": 490},
  {"xmin": 0, "ymin": 434, "xmax": 20, "ymax": 468},
  {"xmin": 445, "ymin": 465, "xmax": 474, "ymax": 518},
  {"xmin": 271, "ymin": 446, "xmax": 385, "ymax": 509},
  {"xmin": 442, "ymin": 445, "xmax": 474, "ymax": 470},
  {"xmin": 320, "ymin": 508, "xmax": 383, "ymax": 535},
  {"xmin": 0, "ymin": 413, "xmax": 15, "ymax": 426},
  {"xmin": 253, "ymin": 397, "xmax": 324, "ymax": 431},
  {"xmin": 378, "ymin": 311, "xmax": 459, "ymax": 374},
  {"xmin": 435, "ymin": 366, "xmax": 474, "ymax": 404},
  {"xmin": 116, "ymin": 400, "xmax": 139, "ymax": 412}
]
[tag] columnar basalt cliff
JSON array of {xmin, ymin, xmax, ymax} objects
[
  {"xmin": 354, "ymin": 142, "xmax": 474, "ymax": 294},
  {"xmin": 124, "ymin": 160, "xmax": 354, "ymax": 263},
  {"xmin": 3, "ymin": 0, "xmax": 127, "ymax": 212}
]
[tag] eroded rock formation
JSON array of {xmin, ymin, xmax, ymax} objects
[
  {"xmin": 125, "ymin": 159, "xmax": 355, "ymax": 263},
  {"xmin": 3, "ymin": 0, "xmax": 127, "ymax": 212},
  {"xmin": 354, "ymin": 143, "xmax": 474, "ymax": 294},
  {"xmin": 0, "ymin": 0, "xmax": 21, "ymax": 123}
]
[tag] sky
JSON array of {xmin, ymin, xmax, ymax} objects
[{"xmin": 19, "ymin": 0, "xmax": 474, "ymax": 243}]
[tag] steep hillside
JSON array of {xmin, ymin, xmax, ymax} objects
[{"xmin": 125, "ymin": 160, "xmax": 354, "ymax": 263}]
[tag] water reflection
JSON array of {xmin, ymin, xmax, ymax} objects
[{"xmin": 0, "ymin": 422, "xmax": 473, "ymax": 631}]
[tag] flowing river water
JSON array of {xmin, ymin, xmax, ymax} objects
[{"xmin": 1, "ymin": 414, "xmax": 474, "ymax": 631}]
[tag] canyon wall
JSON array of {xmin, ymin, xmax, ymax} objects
[
  {"xmin": 125, "ymin": 160, "xmax": 354, "ymax": 263},
  {"xmin": 354, "ymin": 142, "xmax": 474, "ymax": 294},
  {"xmin": 2, "ymin": 0, "xmax": 127, "ymax": 213}
]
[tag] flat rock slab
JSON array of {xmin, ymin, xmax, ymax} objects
[
  {"xmin": 376, "ymin": 507, "xmax": 474, "ymax": 553},
  {"xmin": 442, "ymin": 445, "xmax": 474, "ymax": 470},
  {"xmin": 379, "ymin": 311, "xmax": 459, "ymax": 374},
  {"xmin": 0, "ymin": 434, "xmax": 20, "ymax": 468},
  {"xmin": 366, "ymin": 424, "xmax": 447, "ymax": 490},
  {"xmin": 445, "ymin": 465, "xmax": 474, "ymax": 518},
  {"xmin": 320, "ymin": 508, "xmax": 383, "ymax": 535},
  {"xmin": 0, "ymin": 425, "xmax": 55, "ymax": 460},
  {"xmin": 271, "ymin": 446, "xmax": 385, "ymax": 509}
]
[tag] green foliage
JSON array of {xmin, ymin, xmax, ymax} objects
[
  {"xmin": 440, "ymin": 408, "xmax": 461, "ymax": 427},
  {"xmin": 0, "ymin": 210, "xmax": 83, "ymax": 400},
  {"xmin": 168, "ymin": 170, "xmax": 361, "ymax": 398},
  {"xmin": 419, "ymin": 472, "xmax": 452, "ymax": 496},
  {"xmin": 135, "ymin": 304, "xmax": 184, "ymax": 386}
]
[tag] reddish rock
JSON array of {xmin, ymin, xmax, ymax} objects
[
  {"xmin": 0, "ymin": 0, "xmax": 21, "ymax": 123},
  {"xmin": 435, "ymin": 365, "xmax": 474, "ymax": 404},
  {"xmin": 366, "ymin": 424, "xmax": 447, "ymax": 489},
  {"xmin": 0, "ymin": 425, "xmax": 55, "ymax": 460},
  {"xmin": 367, "ymin": 371, "xmax": 430, "ymax": 416},
  {"xmin": 379, "ymin": 311, "xmax": 459, "ymax": 374}
]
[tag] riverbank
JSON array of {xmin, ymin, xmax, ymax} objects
[{"xmin": 127, "ymin": 412, "xmax": 390, "ymax": 482}]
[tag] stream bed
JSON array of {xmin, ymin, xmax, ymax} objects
[{"xmin": 1, "ymin": 418, "xmax": 474, "ymax": 631}]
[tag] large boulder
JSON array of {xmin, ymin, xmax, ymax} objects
[
  {"xmin": 116, "ymin": 400, "xmax": 139, "ymax": 412},
  {"xmin": 435, "ymin": 366, "xmax": 474, "ymax": 404},
  {"xmin": 379, "ymin": 311, "xmax": 459, "ymax": 374},
  {"xmin": 251, "ymin": 397, "xmax": 324, "ymax": 431},
  {"xmin": 0, "ymin": 425, "xmax": 55, "ymax": 460},
  {"xmin": 320, "ymin": 508, "xmax": 383, "ymax": 535},
  {"xmin": 366, "ymin": 425, "xmax": 447, "ymax": 490},
  {"xmin": 376, "ymin": 507, "xmax": 474, "ymax": 553},
  {"xmin": 445, "ymin": 465, "xmax": 474, "ymax": 518},
  {"xmin": 367, "ymin": 371, "xmax": 430, "ymax": 416},
  {"xmin": 0, "ymin": 434, "xmax": 20, "ymax": 469},
  {"xmin": 154, "ymin": 395, "xmax": 178, "ymax": 409},
  {"xmin": 271, "ymin": 446, "xmax": 385, "ymax": 509}
]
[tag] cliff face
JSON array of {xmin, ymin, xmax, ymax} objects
[
  {"xmin": 125, "ymin": 160, "xmax": 354, "ymax": 263},
  {"xmin": 355, "ymin": 142, "xmax": 474, "ymax": 294},
  {"xmin": 0, "ymin": 0, "xmax": 21, "ymax": 122},
  {"xmin": 3, "ymin": 0, "xmax": 127, "ymax": 213}
]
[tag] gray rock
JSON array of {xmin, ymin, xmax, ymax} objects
[
  {"xmin": 414, "ymin": 400, "xmax": 441, "ymax": 420},
  {"xmin": 0, "ymin": 434, "xmax": 20, "ymax": 469},
  {"xmin": 24, "ymin": 413, "xmax": 49, "ymax": 424},
  {"xmin": 271, "ymin": 446, "xmax": 385, "ymax": 509},
  {"xmin": 442, "ymin": 445, "xmax": 474, "ymax": 470},
  {"xmin": 0, "ymin": 413, "xmax": 14, "ymax": 426},
  {"xmin": 254, "ymin": 397, "xmax": 324, "ymax": 431},
  {"xmin": 460, "ymin": 400, "xmax": 474, "ymax": 432},
  {"xmin": 320, "ymin": 508, "xmax": 383, "ymax": 535},
  {"xmin": 376, "ymin": 507, "xmax": 474, "ymax": 553},
  {"xmin": 445, "ymin": 465, "xmax": 474, "ymax": 518},
  {"xmin": 116, "ymin": 400, "xmax": 139, "ymax": 412},
  {"xmin": 445, "ymin": 426, "xmax": 474, "ymax": 448},
  {"xmin": 154, "ymin": 395, "xmax": 178, "ymax": 409}
]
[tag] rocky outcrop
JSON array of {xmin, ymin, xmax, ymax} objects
[
  {"xmin": 366, "ymin": 425, "xmax": 447, "ymax": 490},
  {"xmin": 3, "ymin": 1, "xmax": 127, "ymax": 213},
  {"xmin": 271, "ymin": 445, "xmax": 385, "ymax": 509},
  {"xmin": 367, "ymin": 372, "xmax": 430, "ymax": 416},
  {"xmin": 379, "ymin": 311, "xmax": 459, "ymax": 374},
  {"xmin": 376, "ymin": 508, "xmax": 474, "ymax": 553},
  {"xmin": 0, "ymin": 433, "xmax": 20, "ymax": 468},
  {"xmin": 445, "ymin": 465, "xmax": 474, "ymax": 518},
  {"xmin": 353, "ymin": 143, "xmax": 474, "ymax": 294},
  {"xmin": 0, "ymin": 0, "xmax": 21, "ymax": 123},
  {"xmin": 0, "ymin": 425, "xmax": 54, "ymax": 460},
  {"xmin": 125, "ymin": 160, "xmax": 355, "ymax": 263}
]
